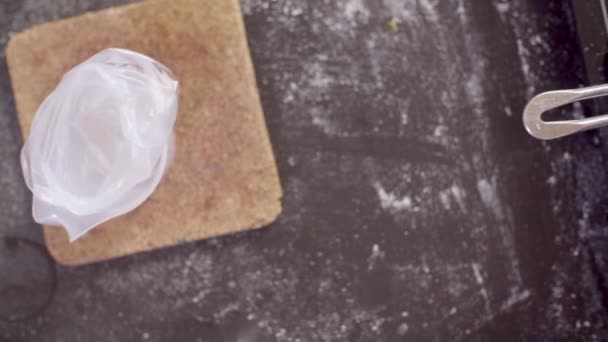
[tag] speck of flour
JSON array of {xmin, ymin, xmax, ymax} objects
[
  {"xmin": 344, "ymin": 0, "xmax": 370, "ymax": 23},
  {"xmin": 373, "ymin": 182, "xmax": 413, "ymax": 212},
  {"xmin": 397, "ymin": 322, "xmax": 409, "ymax": 335}
]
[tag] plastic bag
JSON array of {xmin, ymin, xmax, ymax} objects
[{"xmin": 21, "ymin": 48, "xmax": 179, "ymax": 241}]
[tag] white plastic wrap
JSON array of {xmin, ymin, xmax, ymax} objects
[{"xmin": 21, "ymin": 48, "xmax": 179, "ymax": 241}]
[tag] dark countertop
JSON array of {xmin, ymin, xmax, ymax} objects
[{"xmin": 1, "ymin": 0, "xmax": 607, "ymax": 341}]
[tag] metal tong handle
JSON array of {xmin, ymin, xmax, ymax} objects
[{"xmin": 523, "ymin": 84, "xmax": 608, "ymax": 140}]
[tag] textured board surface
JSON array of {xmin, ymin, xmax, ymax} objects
[{"xmin": 6, "ymin": 0, "xmax": 282, "ymax": 265}]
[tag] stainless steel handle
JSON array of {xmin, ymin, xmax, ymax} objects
[{"xmin": 523, "ymin": 84, "xmax": 608, "ymax": 140}]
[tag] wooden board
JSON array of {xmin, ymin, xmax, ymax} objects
[{"xmin": 6, "ymin": 0, "xmax": 282, "ymax": 265}]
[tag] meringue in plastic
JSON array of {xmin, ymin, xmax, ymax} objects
[{"xmin": 21, "ymin": 48, "xmax": 179, "ymax": 241}]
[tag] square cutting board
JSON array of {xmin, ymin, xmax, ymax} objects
[{"xmin": 6, "ymin": 0, "xmax": 282, "ymax": 265}]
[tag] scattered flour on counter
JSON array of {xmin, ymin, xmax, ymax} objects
[
  {"xmin": 495, "ymin": 2, "xmax": 510, "ymax": 14},
  {"xmin": 291, "ymin": 6, "xmax": 304, "ymax": 17},
  {"xmin": 500, "ymin": 289, "xmax": 531, "ymax": 311},
  {"xmin": 477, "ymin": 178, "xmax": 504, "ymax": 220},
  {"xmin": 382, "ymin": 0, "xmax": 439, "ymax": 23},
  {"xmin": 471, "ymin": 263, "xmax": 492, "ymax": 315},
  {"xmin": 397, "ymin": 322, "xmax": 409, "ymax": 335},
  {"xmin": 373, "ymin": 182, "xmax": 412, "ymax": 212},
  {"xmin": 529, "ymin": 34, "xmax": 551, "ymax": 53},
  {"xmin": 515, "ymin": 39, "xmax": 534, "ymax": 98},
  {"xmin": 433, "ymin": 124, "xmax": 448, "ymax": 137},
  {"xmin": 214, "ymin": 302, "xmax": 241, "ymax": 321},
  {"xmin": 451, "ymin": 185, "xmax": 466, "ymax": 212},
  {"xmin": 439, "ymin": 185, "xmax": 467, "ymax": 212},
  {"xmin": 190, "ymin": 288, "xmax": 210, "ymax": 303},
  {"xmin": 308, "ymin": 61, "xmax": 333, "ymax": 89},
  {"xmin": 381, "ymin": 0, "xmax": 412, "ymax": 22},
  {"xmin": 400, "ymin": 111, "xmax": 409, "ymax": 125},
  {"xmin": 344, "ymin": 0, "xmax": 370, "ymax": 23},
  {"xmin": 465, "ymin": 72, "xmax": 484, "ymax": 106},
  {"xmin": 417, "ymin": 0, "xmax": 440, "ymax": 22},
  {"xmin": 311, "ymin": 107, "xmax": 338, "ymax": 136},
  {"xmin": 368, "ymin": 243, "xmax": 386, "ymax": 270},
  {"xmin": 439, "ymin": 189, "xmax": 451, "ymax": 210},
  {"xmin": 370, "ymin": 244, "xmax": 384, "ymax": 258},
  {"xmin": 471, "ymin": 263, "xmax": 484, "ymax": 285},
  {"xmin": 300, "ymin": 59, "xmax": 345, "ymax": 136}
]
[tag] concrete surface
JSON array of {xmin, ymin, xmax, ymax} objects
[{"xmin": 1, "ymin": 0, "xmax": 608, "ymax": 341}]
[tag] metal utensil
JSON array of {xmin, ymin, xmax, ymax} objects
[{"xmin": 523, "ymin": 84, "xmax": 608, "ymax": 139}]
